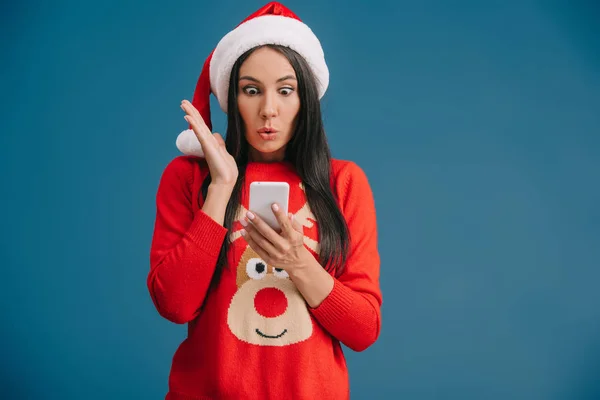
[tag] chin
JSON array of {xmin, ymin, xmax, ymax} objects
[
  {"xmin": 259, "ymin": 143, "xmax": 285, "ymax": 153},
  {"xmin": 249, "ymin": 144, "xmax": 287, "ymax": 161},
  {"xmin": 251, "ymin": 139, "xmax": 287, "ymax": 152}
]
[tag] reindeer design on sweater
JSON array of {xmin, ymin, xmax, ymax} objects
[{"xmin": 227, "ymin": 182, "xmax": 319, "ymax": 346}]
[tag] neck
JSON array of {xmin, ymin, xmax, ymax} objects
[{"xmin": 248, "ymin": 147, "xmax": 286, "ymax": 163}]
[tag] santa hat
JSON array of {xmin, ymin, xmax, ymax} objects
[{"xmin": 176, "ymin": 1, "xmax": 329, "ymax": 157}]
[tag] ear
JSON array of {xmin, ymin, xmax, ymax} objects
[{"xmin": 236, "ymin": 245, "xmax": 253, "ymax": 288}]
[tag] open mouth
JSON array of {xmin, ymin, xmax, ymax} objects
[{"xmin": 255, "ymin": 328, "xmax": 288, "ymax": 339}]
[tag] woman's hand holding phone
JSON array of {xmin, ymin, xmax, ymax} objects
[{"xmin": 240, "ymin": 203, "xmax": 311, "ymax": 274}]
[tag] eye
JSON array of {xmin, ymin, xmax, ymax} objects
[
  {"xmin": 242, "ymin": 86, "xmax": 260, "ymax": 95},
  {"xmin": 279, "ymin": 87, "xmax": 294, "ymax": 96},
  {"xmin": 273, "ymin": 268, "xmax": 289, "ymax": 279},
  {"xmin": 246, "ymin": 258, "xmax": 267, "ymax": 280}
]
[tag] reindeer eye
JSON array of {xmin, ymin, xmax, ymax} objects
[
  {"xmin": 246, "ymin": 258, "xmax": 267, "ymax": 280},
  {"xmin": 273, "ymin": 268, "xmax": 289, "ymax": 279}
]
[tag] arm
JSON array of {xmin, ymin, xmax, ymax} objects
[
  {"xmin": 307, "ymin": 162, "xmax": 382, "ymax": 352},
  {"xmin": 147, "ymin": 156, "xmax": 231, "ymax": 324}
]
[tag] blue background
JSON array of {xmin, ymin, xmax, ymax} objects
[{"xmin": 2, "ymin": 0, "xmax": 599, "ymax": 399}]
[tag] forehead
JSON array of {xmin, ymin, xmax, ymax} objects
[{"xmin": 239, "ymin": 47, "xmax": 296, "ymax": 80}]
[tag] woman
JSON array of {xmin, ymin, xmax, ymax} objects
[{"xmin": 148, "ymin": 2, "xmax": 382, "ymax": 399}]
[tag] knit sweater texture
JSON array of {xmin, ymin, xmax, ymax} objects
[{"xmin": 148, "ymin": 156, "xmax": 382, "ymax": 400}]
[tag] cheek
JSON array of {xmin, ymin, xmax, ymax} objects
[
  {"xmin": 288, "ymin": 101, "xmax": 301, "ymax": 132},
  {"xmin": 292, "ymin": 98, "xmax": 301, "ymax": 119},
  {"xmin": 237, "ymin": 98, "xmax": 252, "ymax": 122},
  {"xmin": 282, "ymin": 97, "xmax": 300, "ymax": 124},
  {"xmin": 237, "ymin": 100, "xmax": 254, "ymax": 143}
]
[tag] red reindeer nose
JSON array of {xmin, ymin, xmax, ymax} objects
[{"xmin": 254, "ymin": 287, "xmax": 288, "ymax": 318}]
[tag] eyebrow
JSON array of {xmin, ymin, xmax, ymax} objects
[{"xmin": 239, "ymin": 75, "xmax": 297, "ymax": 83}]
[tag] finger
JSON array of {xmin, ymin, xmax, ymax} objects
[
  {"xmin": 181, "ymin": 100, "xmax": 201, "ymax": 122},
  {"xmin": 184, "ymin": 115, "xmax": 211, "ymax": 147},
  {"xmin": 245, "ymin": 224, "xmax": 279, "ymax": 257},
  {"xmin": 186, "ymin": 100, "xmax": 204, "ymax": 124},
  {"xmin": 181, "ymin": 100, "xmax": 210, "ymax": 138},
  {"xmin": 270, "ymin": 203, "xmax": 293, "ymax": 234},
  {"xmin": 246, "ymin": 211, "xmax": 286, "ymax": 246},
  {"xmin": 241, "ymin": 229, "xmax": 271, "ymax": 263},
  {"xmin": 290, "ymin": 213, "xmax": 303, "ymax": 233},
  {"xmin": 182, "ymin": 107, "xmax": 223, "ymax": 159},
  {"xmin": 181, "ymin": 99, "xmax": 203, "ymax": 122},
  {"xmin": 182, "ymin": 105, "xmax": 209, "ymax": 138}
]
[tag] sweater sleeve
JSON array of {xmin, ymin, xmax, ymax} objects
[
  {"xmin": 309, "ymin": 161, "xmax": 382, "ymax": 352},
  {"xmin": 147, "ymin": 156, "xmax": 228, "ymax": 324}
]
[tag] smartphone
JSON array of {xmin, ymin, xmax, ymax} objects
[{"xmin": 249, "ymin": 181, "xmax": 290, "ymax": 231}]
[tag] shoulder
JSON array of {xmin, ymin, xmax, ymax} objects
[
  {"xmin": 331, "ymin": 158, "xmax": 371, "ymax": 188},
  {"xmin": 160, "ymin": 155, "xmax": 208, "ymax": 181},
  {"xmin": 163, "ymin": 155, "xmax": 207, "ymax": 173},
  {"xmin": 157, "ymin": 155, "xmax": 210, "ymax": 195},
  {"xmin": 330, "ymin": 158, "xmax": 374, "ymax": 207}
]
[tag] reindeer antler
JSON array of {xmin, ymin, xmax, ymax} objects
[
  {"xmin": 234, "ymin": 203, "xmax": 249, "ymax": 221},
  {"xmin": 229, "ymin": 203, "xmax": 249, "ymax": 243},
  {"xmin": 293, "ymin": 202, "xmax": 316, "ymax": 229},
  {"xmin": 296, "ymin": 182, "xmax": 320, "ymax": 253},
  {"xmin": 303, "ymin": 236, "xmax": 320, "ymax": 254}
]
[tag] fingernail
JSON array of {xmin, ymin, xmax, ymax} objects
[
  {"xmin": 240, "ymin": 219, "xmax": 248, "ymax": 227},
  {"xmin": 247, "ymin": 212, "xmax": 255, "ymax": 220},
  {"xmin": 240, "ymin": 229, "xmax": 246, "ymax": 236},
  {"xmin": 272, "ymin": 203, "xmax": 279, "ymax": 212}
]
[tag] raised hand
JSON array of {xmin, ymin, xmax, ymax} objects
[{"xmin": 181, "ymin": 99, "xmax": 238, "ymax": 187}]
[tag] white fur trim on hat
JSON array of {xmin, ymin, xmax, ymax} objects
[
  {"xmin": 176, "ymin": 129, "xmax": 204, "ymax": 157},
  {"xmin": 209, "ymin": 15, "xmax": 329, "ymax": 113}
]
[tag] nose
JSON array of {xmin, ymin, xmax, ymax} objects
[
  {"xmin": 260, "ymin": 93, "xmax": 277, "ymax": 119},
  {"xmin": 254, "ymin": 287, "xmax": 288, "ymax": 318}
]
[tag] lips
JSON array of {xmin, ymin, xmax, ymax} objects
[
  {"xmin": 258, "ymin": 127, "xmax": 278, "ymax": 141},
  {"xmin": 258, "ymin": 127, "xmax": 278, "ymax": 134}
]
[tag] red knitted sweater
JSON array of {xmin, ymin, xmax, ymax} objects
[{"xmin": 148, "ymin": 156, "xmax": 382, "ymax": 400}]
